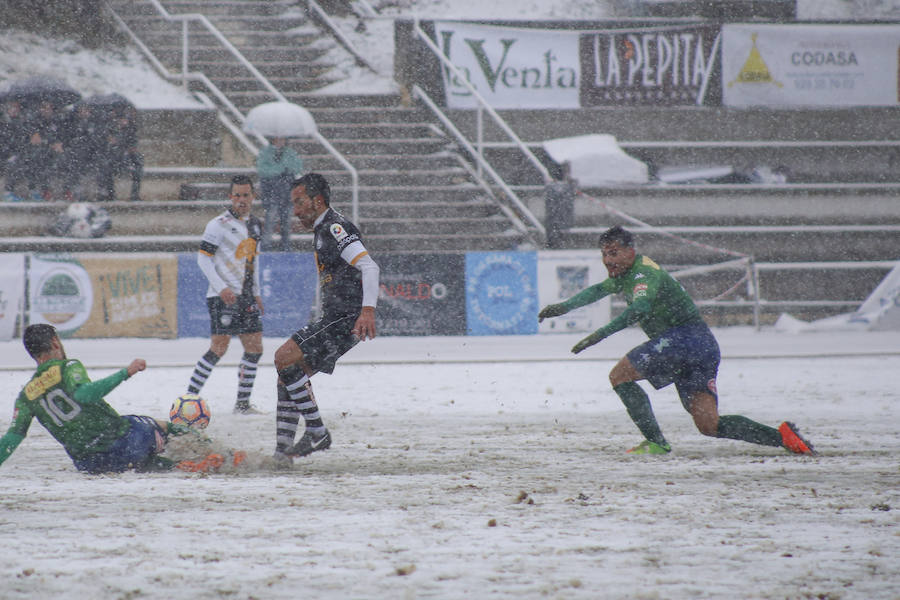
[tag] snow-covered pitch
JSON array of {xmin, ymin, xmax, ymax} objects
[{"xmin": 0, "ymin": 329, "xmax": 897, "ymax": 599}]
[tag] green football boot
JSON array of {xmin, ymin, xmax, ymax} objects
[{"xmin": 626, "ymin": 440, "xmax": 672, "ymax": 455}]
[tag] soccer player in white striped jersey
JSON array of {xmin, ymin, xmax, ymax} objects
[
  {"xmin": 272, "ymin": 173, "xmax": 380, "ymax": 465},
  {"xmin": 186, "ymin": 175, "xmax": 265, "ymax": 414}
]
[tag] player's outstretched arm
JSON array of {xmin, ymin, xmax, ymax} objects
[
  {"xmin": 540, "ymin": 283, "xmax": 612, "ymax": 322},
  {"xmin": 73, "ymin": 359, "xmax": 145, "ymax": 404},
  {"xmin": 538, "ymin": 303, "xmax": 568, "ymax": 322},
  {"xmin": 572, "ymin": 329, "xmax": 608, "ymax": 354}
]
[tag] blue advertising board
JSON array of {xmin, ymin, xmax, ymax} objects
[
  {"xmin": 177, "ymin": 252, "xmax": 317, "ymax": 338},
  {"xmin": 465, "ymin": 251, "xmax": 538, "ymax": 335}
]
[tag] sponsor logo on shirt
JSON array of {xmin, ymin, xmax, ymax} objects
[
  {"xmin": 634, "ymin": 272, "xmax": 645, "ymax": 279},
  {"xmin": 330, "ymin": 223, "xmax": 349, "ymax": 242},
  {"xmin": 633, "ymin": 283, "xmax": 648, "ymax": 297},
  {"xmin": 24, "ymin": 365, "xmax": 62, "ymax": 401}
]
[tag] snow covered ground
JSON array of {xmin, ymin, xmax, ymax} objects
[
  {"xmin": 1, "ymin": 329, "xmax": 898, "ymax": 599},
  {"xmin": 1, "ymin": 2, "xmax": 899, "ymax": 597}
]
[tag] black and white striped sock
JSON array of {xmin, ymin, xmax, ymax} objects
[
  {"xmin": 187, "ymin": 350, "xmax": 220, "ymax": 394},
  {"xmin": 236, "ymin": 352, "xmax": 261, "ymax": 407},
  {"xmin": 276, "ymin": 365, "xmax": 324, "ymax": 452}
]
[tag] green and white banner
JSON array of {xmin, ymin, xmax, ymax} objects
[
  {"xmin": 434, "ymin": 21, "xmax": 580, "ymax": 109},
  {"xmin": 0, "ymin": 254, "xmax": 25, "ymax": 341}
]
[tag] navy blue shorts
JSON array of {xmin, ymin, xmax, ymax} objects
[
  {"xmin": 290, "ymin": 314, "xmax": 359, "ymax": 375},
  {"xmin": 207, "ymin": 296, "xmax": 262, "ymax": 336},
  {"xmin": 626, "ymin": 320, "xmax": 720, "ymax": 410},
  {"xmin": 73, "ymin": 415, "xmax": 166, "ymax": 474}
]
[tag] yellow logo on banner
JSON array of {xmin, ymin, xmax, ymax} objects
[{"xmin": 729, "ymin": 33, "xmax": 782, "ymax": 88}]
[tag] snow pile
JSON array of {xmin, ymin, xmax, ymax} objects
[{"xmin": 0, "ymin": 29, "xmax": 201, "ymax": 109}]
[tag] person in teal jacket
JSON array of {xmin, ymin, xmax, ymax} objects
[
  {"xmin": 539, "ymin": 226, "xmax": 817, "ymax": 456},
  {"xmin": 256, "ymin": 137, "xmax": 303, "ymax": 251}
]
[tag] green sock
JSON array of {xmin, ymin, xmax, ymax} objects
[
  {"xmin": 614, "ymin": 382, "xmax": 667, "ymax": 446},
  {"xmin": 716, "ymin": 415, "xmax": 782, "ymax": 447}
]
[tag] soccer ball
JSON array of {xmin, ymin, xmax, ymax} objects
[{"xmin": 169, "ymin": 394, "xmax": 211, "ymax": 429}]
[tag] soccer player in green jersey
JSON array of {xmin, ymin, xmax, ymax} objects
[
  {"xmin": 539, "ymin": 226, "xmax": 816, "ymax": 456},
  {"xmin": 0, "ymin": 324, "xmax": 180, "ymax": 473}
]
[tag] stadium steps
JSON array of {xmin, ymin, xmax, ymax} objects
[
  {"xmin": 102, "ymin": 0, "xmax": 534, "ymax": 252},
  {"xmin": 107, "ymin": 0, "xmax": 337, "ymax": 96}
]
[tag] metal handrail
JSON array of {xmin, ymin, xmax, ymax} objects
[
  {"xmin": 108, "ymin": 0, "xmax": 360, "ymax": 220},
  {"xmin": 412, "ymin": 19, "xmax": 553, "ymax": 185},
  {"xmin": 413, "ymin": 85, "xmax": 544, "ymax": 240},
  {"xmin": 305, "ymin": 0, "xmax": 378, "ymax": 73}
]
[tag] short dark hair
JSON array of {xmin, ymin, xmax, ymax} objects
[
  {"xmin": 292, "ymin": 173, "xmax": 330, "ymax": 206},
  {"xmin": 230, "ymin": 174, "xmax": 254, "ymax": 194},
  {"xmin": 598, "ymin": 225, "xmax": 633, "ymax": 248},
  {"xmin": 23, "ymin": 324, "xmax": 58, "ymax": 359}
]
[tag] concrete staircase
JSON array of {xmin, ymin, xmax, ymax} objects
[{"xmin": 100, "ymin": 0, "xmax": 535, "ymax": 253}]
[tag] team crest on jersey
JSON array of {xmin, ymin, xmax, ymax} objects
[
  {"xmin": 633, "ymin": 283, "xmax": 648, "ymax": 297},
  {"xmin": 330, "ymin": 223, "xmax": 349, "ymax": 242}
]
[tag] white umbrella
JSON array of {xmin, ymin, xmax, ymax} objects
[{"xmin": 242, "ymin": 101, "xmax": 318, "ymax": 138}]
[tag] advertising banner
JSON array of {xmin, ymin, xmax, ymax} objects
[
  {"xmin": 434, "ymin": 21, "xmax": 580, "ymax": 109},
  {"xmin": 722, "ymin": 24, "xmax": 900, "ymax": 107},
  {"xmin": 377, "ymin": 253, "xmax": 466, "ymax": 336},
  {"xmin": 75, "ymin": 254, "xmax": 179, "ymax": 338},
  {"xmin": 581, "ymin": 23, "xmax": 722, "ymax": 106},
  {"xmin": 465, "ymin": 251, "xmax": 538, "ymax": 335},
  {"xmin": 177, "ymin": 253, "xmax": 317, "ymax": 338},
  {"xmin": 537, "ymin": 250, "xmax": 610, "ymax": 334},
  {"xmin": 0, "ymin": 253, "xmax": 25, "ymax": 341},
  {"xmin": 28, "ymin": 255, "xmax": 95, "ymax": 337}
]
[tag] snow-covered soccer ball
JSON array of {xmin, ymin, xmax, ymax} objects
[
  {"xmin": 65, "ymin": 203, "xmax": 95, "ymax": 238},
  {"xmin": 169, "ymin": 394, "xmax": 211, "ymax": 429}
]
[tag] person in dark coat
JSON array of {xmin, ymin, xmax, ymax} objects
[
  {"xmin": 4, "ymin": 100, "xmax": 67, "ymax": 201},
  {"xmin": 61, "ymin": 101, "xmax": 105, "ymax": 201},
  {"xmin": 96, "ymin": 104, "xmax": 143, "ymax": 202}
]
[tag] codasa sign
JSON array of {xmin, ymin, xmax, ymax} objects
[{"xmin": 434, "ymin": 21, "xmax": 580, "ymax": 109}]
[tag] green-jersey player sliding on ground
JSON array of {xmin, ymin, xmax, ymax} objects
[
  {"xmin": 0, "ymin": 324, "xmax": 233, "ymax": 473},
  {"xmin": 539, "ymin": 226, "xmax": 816, "ymax": 456}
]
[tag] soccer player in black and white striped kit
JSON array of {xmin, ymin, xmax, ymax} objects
[
  {"xmin": 186, "ymin": 175, "xmax": 265, "ymax": 414},
  {"xmin": 272, "ymin": 173, "xmax": 379, "ymax": 464}
]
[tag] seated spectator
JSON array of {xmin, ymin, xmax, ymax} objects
[
  {"xmin": 256, "ymin": 136, "xmax": 303, "ymax": 251},
  {"xmin": 61, "ymin": 101, "xmax": 104, "ymax": 202},
  {"xmin": 1, "ymin": 99, "xmax": 28, "ymax": 200},
  {"xmin": 3, "ymin": 99, "xmax": 65, "ymax": 202},
  {"xmin": 96, "ymin": 104, "xmax": 143, "ymax": 202}
]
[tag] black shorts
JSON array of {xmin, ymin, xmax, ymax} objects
[
  {"xmin": 207, "ymin": 296, "xmax": 262, "ymax": 336},
  {"xmin": 290, "ymin": 314, "xmax": 359, "ymax": 375}
]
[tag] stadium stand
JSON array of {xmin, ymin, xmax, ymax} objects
[{"xmin": 1, "ymin": 0, "xmax": 897, "ymax": 325}]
